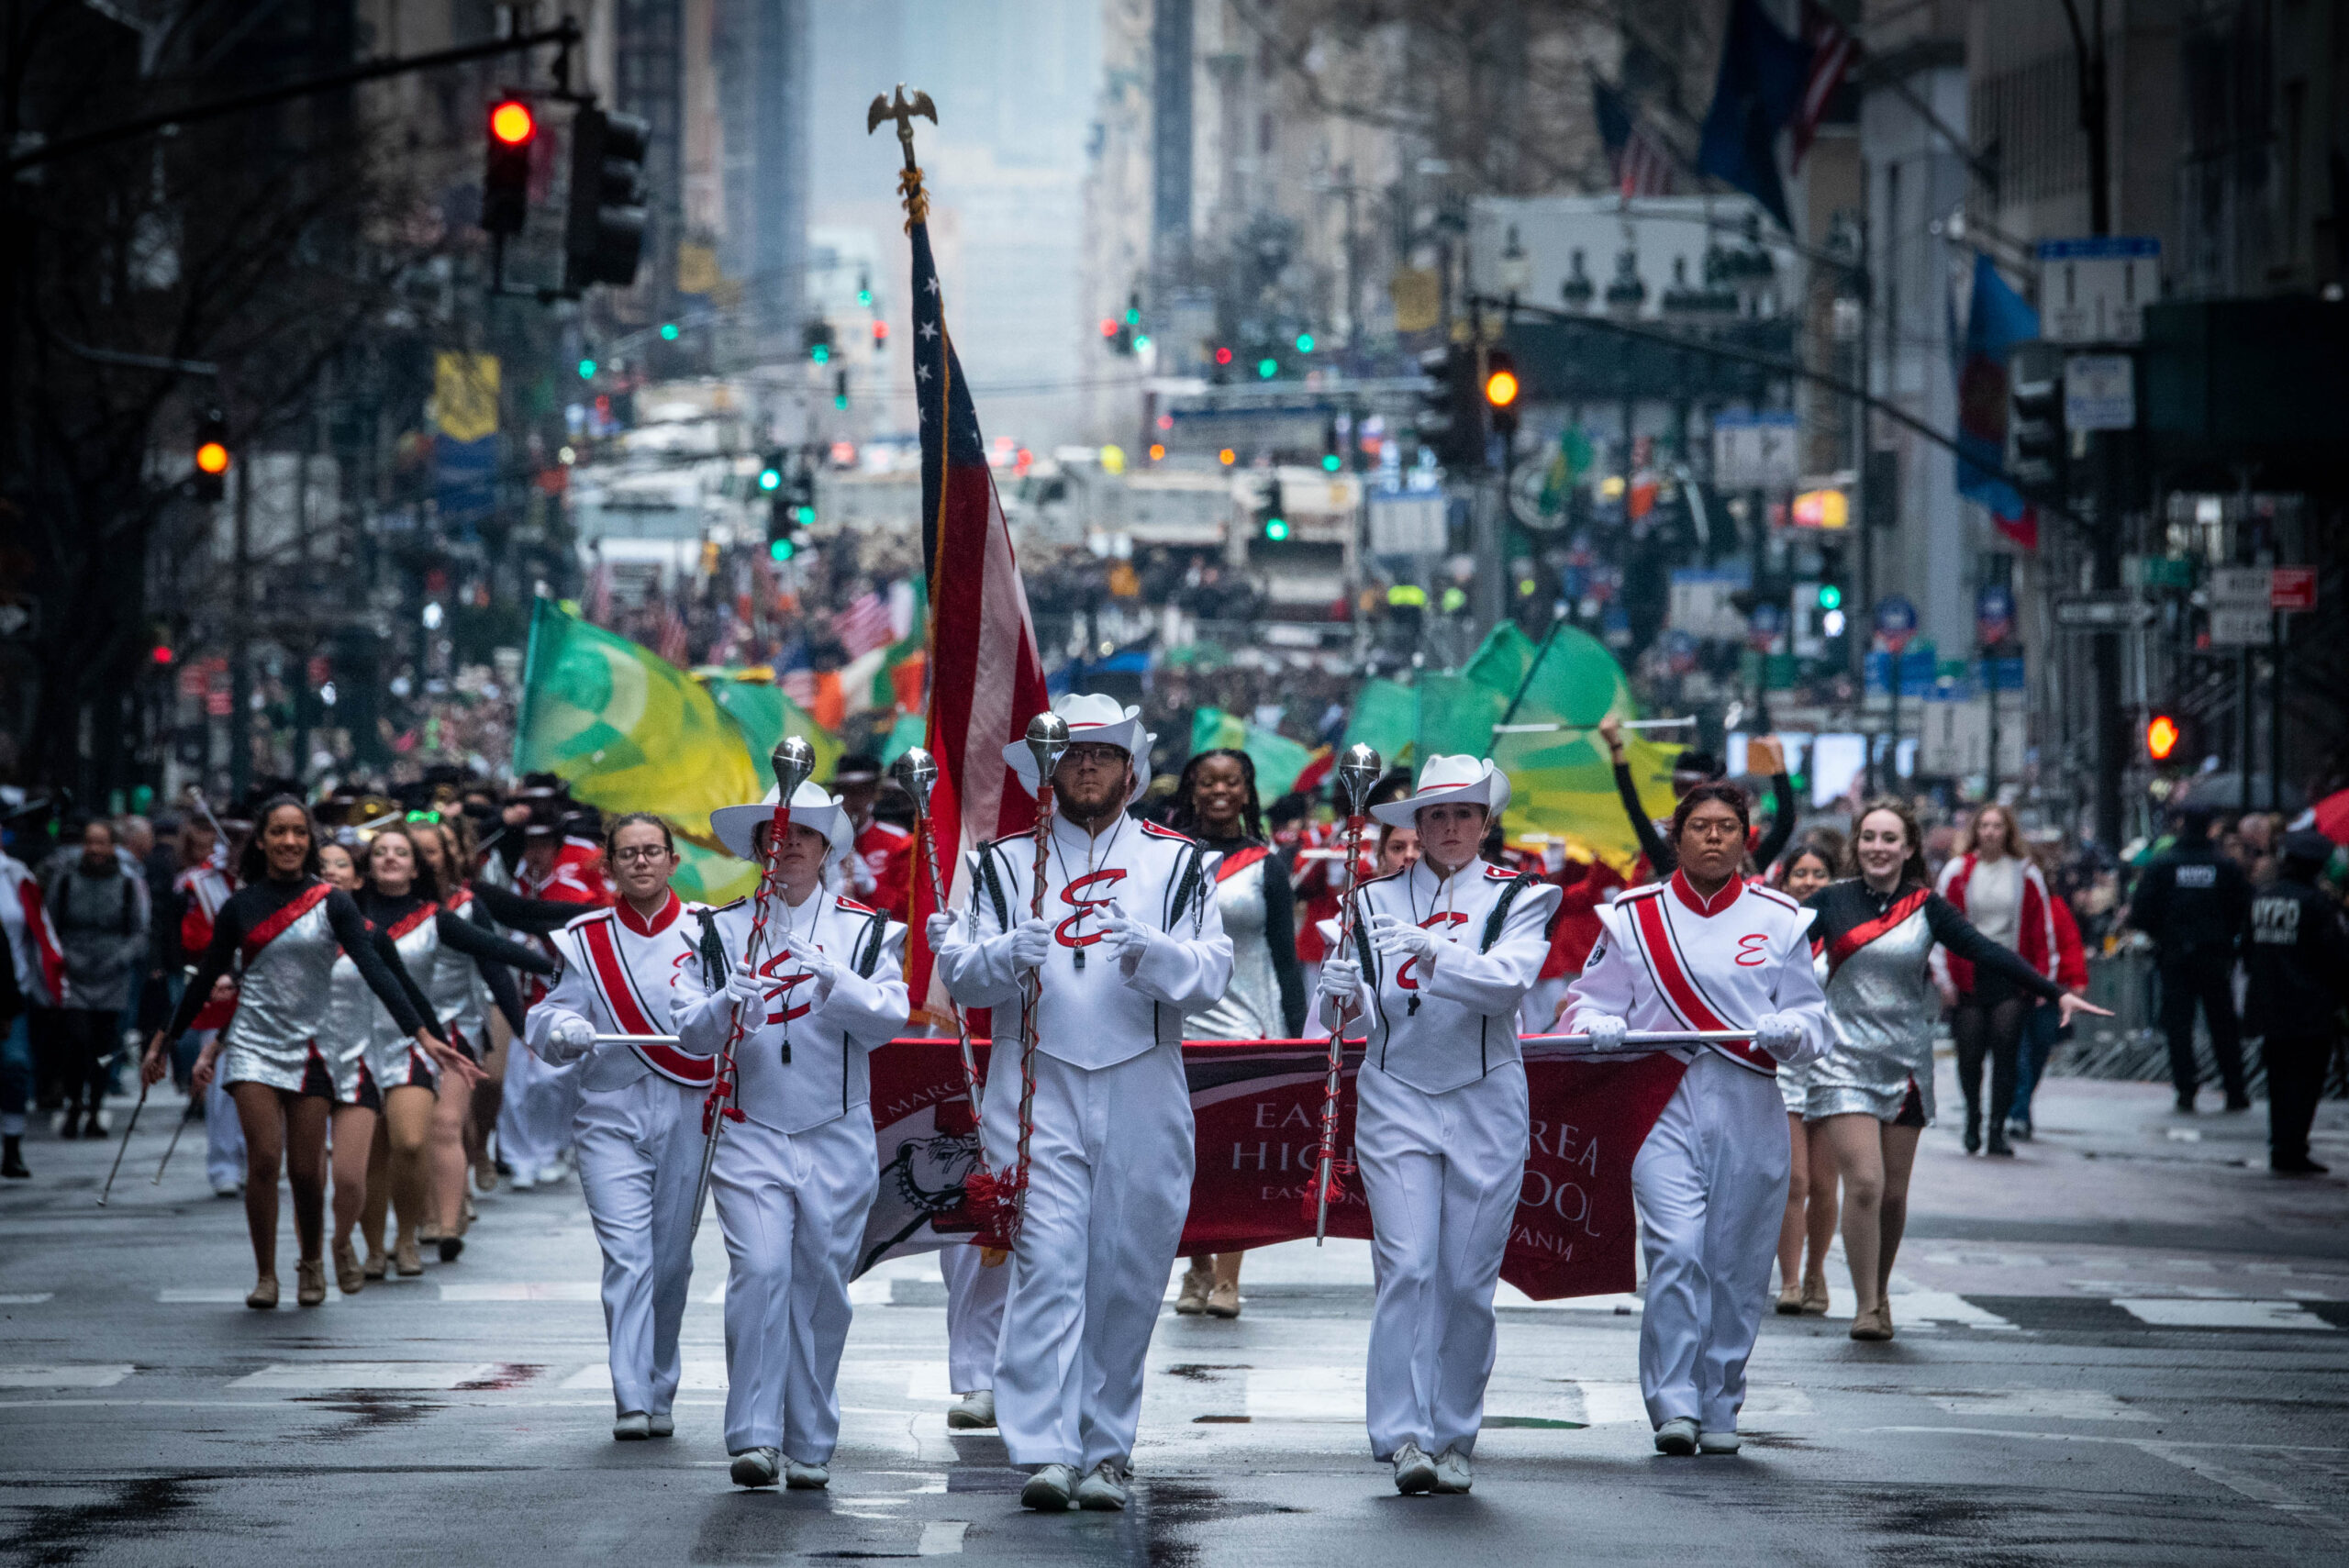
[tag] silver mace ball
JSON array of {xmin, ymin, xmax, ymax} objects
[
  {"xmin": 1025, "ymin": 712, "xmax": 1070, "ymax": 794},
  {"xmin": 891, "ymin": 746, "xmax": 940, "ymax": 818},
  {"xmin": 772, "ymin": 735, "xmax": 818, "ymax": 798},
  {"xmin": 1337, "ymin": 742, "xmax": 1383, "ymax": 817}
]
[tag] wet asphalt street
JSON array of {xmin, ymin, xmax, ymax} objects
[{"xmin": 4, "ymin": 1063, "xmax": 2348, "ymax": 1567}]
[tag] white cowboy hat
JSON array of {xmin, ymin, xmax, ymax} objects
[
  {"xmin": 1002, "ymin": 692, "xmax": 1157, "ymax": 806},
  {"xmin": 709, "ymin": 780, "xmax": 853, "ymax": 862},
  {"xmin": 1369, "ymin": 753, "xmax": 1510, "ymax": 828}
]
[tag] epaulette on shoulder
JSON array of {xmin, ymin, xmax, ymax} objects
[
  {"xmin": 1616, "ymin": 881, "xmax": 1667, "ymax": 901},
  {"xmin": 1484, "ymin": 863, "xmax": 1522, "ymax": 881},
  {"xmin": 1748, "ymin": 884, "xmax": 1800, "ymax": 911},
  {"xmin": 1140, "ymin": 821, "xmax": 1196, "ymax": 844},
  {"xmin": 834, "ymin": 895, "xmax": 877, "ymax": 916},
  {"xmin": 710, "ymin": 896, "xmax": 749, "ymax": 915},
  {"xmin": 562, "ymin": 906, "xmax": 615, "ymax": 933},
  {"xmin": 1353, "ymin": 868, "xmax": 1403, "ymax": 889}
]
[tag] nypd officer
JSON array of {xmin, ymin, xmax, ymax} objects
[
  {"xmin": 2246, "ymin": 831, "xmax": 2349, "ymax": 1174},
  {"xmin": 2127, "ymin": 806, "xmax": 2252, "ymax": 1113}
]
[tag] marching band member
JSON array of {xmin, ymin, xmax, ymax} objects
[
  {"xmin": 497, "ymin": 810, "xmax": 612, "ymax": 1190},
  {"xmin": 524, "ymin": 814, "xmax": 711, "ymax": 1441},
  {"xmin": 141, "ymin": 798, "xmax": 472, "ymax": 1310},
  {"xmin": 1313, "ymin": 754, "xmax": 1558, "ymax": 1497},
  {"xmin": 932, "ymin": 693, "xmax": 1232, "ymax": 1513},
  {"xmin": 674, "ymin": 782, "xmax": 908, "ymax": 1492},
  {"xmin": 832, "ymin": 752, "xmax": 915, "ymax": 919},
  {"xmin": 174, "ymin": 825, "xmax": 246, "ymax": 1197},
  {"xmin": 1559, "ymin": 783, "xmax": 1829, "ymax": 1456}
]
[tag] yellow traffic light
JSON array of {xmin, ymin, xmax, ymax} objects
[
  {"xmin": 2146, "ymin": 714, "xmax": 2181, "ymax": 762},
  {"xmin": 195, "ymin": 440, "xmax": 230, "ymax": 476},
  {"xmin": 1483, "ymin": 367, "xmax": 1520, "ymax": 408}
]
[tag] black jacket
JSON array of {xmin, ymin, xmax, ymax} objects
[
  {"xmin": 2244, "ymin": 873, "xmax": 2349, "ymax": 1037},
  {"xmin": 2127, "ymin": 844, "xmax": 2250, "ymax": 960}
]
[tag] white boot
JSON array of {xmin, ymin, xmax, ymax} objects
[
  {"xmin": 1390, "ymin": 1442, "xmax": 1438, "ymax": 1495},
  {"xmin": 1698, "ymin": 1428, "xmax": 1742, "ymax": 1454},
  {"xmin": 1431, "ymin": 1448, "xmax": 1473, "ymax": 1494},
  {"xmin": 729, "ymin": 1447, "xmax": 780, "ymax": 1488},
  {"xmin": 1074, "ymin": 1461, "xmax": 1130, "ymax": 1510},
  {"xmin": 947, "ymin": 1389, "xmax": 996, "ymax": 1429},
  {"xmin": 1020, "ymin": 1462, "xmax": 1078, "ymax": 1512},
  {"xmin": 785, "ymin": 1459, "xmax": 829, "ymax": 1489},
  {"xmin": 612, "ymin": 1411, "xmax": 651, "ymax": 1440},
  {"xmin": 1654, "ymin": 1417, "xmax": 1700, "ymax": 1456}
]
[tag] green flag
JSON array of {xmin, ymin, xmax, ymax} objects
[
  {"xmin": 1341, "ymin": 678, "xmax": 1418, "ymax": 766},
  {"xmin": 705, "ymin": 677, "xmax": 843, "ymax": 786}
]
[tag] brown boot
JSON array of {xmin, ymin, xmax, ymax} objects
[
  {"xmin": 296, "ymin": 1258, "xmax": 327, "ymax": 1307},
  {"xmin": 333, "ymin": 1239, "xmax": 366, "ymax": 1296},
  {"xmin": 1174, "ymin": 1265, "xmax": 1211, "ymax": 1315},
  {"xmin": 1801, "ymin": 1274, "xmax": 1831, "ymax": 1316},
  {"xmin": 1848, "ymin": 1304, "xmax": 1894, "ymax": 1341},
  {"xmin": 246, "ymin": 1273, "xmax": 280, "ymax": 1310},
  {"xmin": 395, "ymin": 1234, "xmax": 424, "ymax": 1276}
]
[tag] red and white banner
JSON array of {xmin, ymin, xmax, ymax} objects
[{"xmin": 854, "ymin": 1039, "xmax": 1688, "ymax": 1300}]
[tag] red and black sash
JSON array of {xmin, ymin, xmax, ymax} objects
[
  {"xmin": 1213, "ymin": 844, "xmax": 1274, "ymax": 884},
  {"xmin": 1625, "ymin": 892, "xmax": 1776, "ymax": 1075},
  {"xmin": 1826, "ymin": 888, "xmax": 1929, "ymax": 978},
  {"xmin": 578, "ymin": 916, "xmax": 712, "ymax": 1086},
  {"xmin": 385, "ymin": 902, "xmax": 437, "ymax": 942},
  {"xmin": 241, "ymin": 882, "xmax": 333, "ymax": 963}
]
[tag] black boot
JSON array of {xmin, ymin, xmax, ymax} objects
[
  {"xmin": 1985, "ymin": 1128, "xmax": 2015, "ymax": 1157},
  {"xmin": 1962, "ymin": 1106, "xmax": 1982, "ymax": 1155},
  {"xmin": 2, "ymin": 1136, "xmax": 27, "ymax": 1178}
]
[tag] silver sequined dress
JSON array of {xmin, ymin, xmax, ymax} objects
[
  {"xmin": 1804, "ymin": 900, "xmax": 1939, "ymax": 1124},
  {"xmin": 1189, "ymin": 852, "xmax": 1281, "ymax": 1042},
  {"xmin": 217, "ymin": 893, "xmax": 341, "ymax": 1094}
]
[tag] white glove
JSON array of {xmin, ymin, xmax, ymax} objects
[
  {"xmin": 1093, "ymin": 901, "xmax": 1154, "ymax": 963},
  {"xmin": 1008, "ymin": 917, "xmax": 1053, "ymax": 972},
  {"xmin": 542, "ymin": 1014, "xmax": 596, "ymax": 1063},
  {"xmin": 1317, "ymin": 956, "xmax": 1364, "ymax": 1005},
  {"xmin": 926, "ymin": 911, "xmax": 959, "ymax": 948},
  {"xmin": 724, "ymin": 959, "xmax": 767, "ymax": 1008},
  {"xmin": 1369, "ymin": 914, "xmax": 1438, "ymax": 968},
  {"xmin": 774, "ymin": 930, "xmax": 839, "ymax": 1000},
  {"xmin": 1754, "ymin": 1012, "xmax": 1805, "ymax": 1062},
  {"xmin": 1580, "ymin": 1014, "xmax": 1629, "ymax": 1051}
]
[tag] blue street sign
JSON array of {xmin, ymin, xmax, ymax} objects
[
  {"xmin": 1976, "ymin": 584, "xmax": 2015, "ymax": 647},
  {"xmin": 1874, "ymin": 595, "xmax": 1918, "ymax": 653}
]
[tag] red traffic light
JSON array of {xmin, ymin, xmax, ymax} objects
[
  {"xmin": 1214, "ymin": 346, "xmax": 1233, "ymax": 365},
  {"xmin": 2146, "ymin": 714, "xmax": 2182, "ymax": 762},
  {"xmin": 490, "ymin": 100, "xmax": 536, "ymax": 146},
  {"xmin": 150, "ymin": 644, "xmax": 174, "ymax": 665}
]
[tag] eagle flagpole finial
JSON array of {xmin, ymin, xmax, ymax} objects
[{"xmin": 866, "ymin": 83, "xmax": 937, "ymax": 227}]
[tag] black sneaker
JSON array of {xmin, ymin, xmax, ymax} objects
[
  {"xmin": 2224, "ymin": 1096, "xmax": 2253, "ymax": 1113},
  {"xmin": 2272, "ymin": 1154, "xmax": 2331, "ymax": 1175},
  {"xmin": 2174, "ymin": 1094, "xmax": 2197, "ymax": 1114},
  {"xmin": 2, "ymin": 1136, "xmax": 27, "ymax": 1178}
]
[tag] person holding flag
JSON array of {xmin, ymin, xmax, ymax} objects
[
  {"xmin": 1558, "ymin": 783, "xmax": 1829, "ymax": 1457},
  {"xmin": 931, "ymin": 693, "xmax": 1231, "ymax": 1514},
  {"xmin": 1311, "ymin": 754, "xmax": 1558, "ymax": 1497},
  {"xmin": 522, "ymin": 814, "xmax": 712, "ymax": 1441},
  {"xmin": 674, "ymin": 780, "xmax": 908, "ymax": 1493}
]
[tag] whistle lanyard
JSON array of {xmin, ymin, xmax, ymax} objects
[
  {"xmin": 1401, "ymin": 862, "xmax": 1464, "ymax": 1016},
  {"xmin": 1051, "ymin": 814, "xmax": 1126, "ymax": 973}
]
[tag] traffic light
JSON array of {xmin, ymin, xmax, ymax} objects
[
  {"xmin": 1321, "ymin": 417, "xmax": 1342, "ymax": 473},
  {"xmin": 756, "ymin": 450, "xmax": 785, "ymax": 495},
  {"xmin": 768, "ymin": 466, "xmax": 817, "ymax": 561},
  {"xmin": 1259, "ymin": 477, "xmax": 1289, "ymax": 542},
  {"xmin": 482, "ymin": 99, "xmax": 537, "ymax": 237},
  {"xmin": 192, "ymin": 407, "xmax": 230, "ymax": 502},
  {"xmin": 2006, "ymin": 342, "xmax": 2065, "ymax": 497},
  {"xmin": 1416, "ymin": 344, "xmax": 1482, "ymax": 472},
  {"xmin": 833, "ymin": 371, "xmax": 849, "ymax": 410},
  {"xmin": 803, "ymin": 318, "xmax": 834, "ymax": 363},
  {"xmin": 562, "ymin": 106, "xmax": 649, "ymax": 293},
  {"xmin": 1482, "ymin": 349, "xmax": 1521, "ymax": 443},
  {"xmin": 2144, "ymin": 710, "xmax": 2201, "ymax": 767}
]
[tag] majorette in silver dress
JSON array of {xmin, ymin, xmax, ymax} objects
[
  {"xmin": 1800, "ymin": 879, "xmax": 2064, "ymax": 1124},
  {"xmin": 217, "ymin": 889, "xmax": 345, "ymax": 1095},
  {"xmin": 1186, "ymin": 843, "xmax": 1299, "ymax": 1042}
]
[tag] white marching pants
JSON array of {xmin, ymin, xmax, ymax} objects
[
  {"xmin": 196, "ymin": 1032, "xmax": 245, "ymax": 1189},
  {"xmin": 1355, "ymin": 1059, "xmax": 1529, "ymax": 1461},
  {"xmin": 940, "ymin": 1240, "xmax": 1008, "ymax": 1395},
  {"xmin": 498, "ymin": 1042, "xmax": 579, "ymax": 1178},
  {"xmin": 573, "ymin": 1072, "xmax": 701, "ymax": 1418},
  {"xmin": 982, "ymin": 1041, "xmax": 1193, "ymax": 1471},
  {"xmin": 712, "ymin": 1109, "xmax": 878, "ymax": 1460},
  {"xmin": 1631, "ymin": 1052, "xmax": 1790, "ymax": 1433}
]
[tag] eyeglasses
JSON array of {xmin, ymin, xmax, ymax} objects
[
  {"xmin": 405, "ymin": 810, "xmax": 441, "ymax": 824},
  {"xmin": 611, "ymin": 844, "xmax": 673, "ymax": 865},
  {"xmin": 1061, "ymin": 744, "xmax": 1129, "ymax": 768}
]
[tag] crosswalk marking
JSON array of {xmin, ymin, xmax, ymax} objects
[
  {"xmin": 1925, "ymin": 1388, "xmax": 2151, "ymax": 1421},
  {"xmin": 917, "ymin": 1521, "xmax": 968, "ymax": 1556},
  {"xmin": 0, "ymin": 1294, "xmax": 53, "ymax": 1305},
  {"xmin": 0, "ymin": 1364, "xmax": 132, "ymax": 1387},
  {"xmin": 438, "ymin": 1282, "xmax": 601, "ymax": 1302},
  {"xmin": 228, "ymin": 1362, "xmax": 503, "ymax": 1390},
  {"xmin": 559, "ymin": 1360, "xmax": 729, "ymax": 1391},
  {"xmin": 2115, "ymin": 1298, "xmax": 2336, "ymax": 1331}
]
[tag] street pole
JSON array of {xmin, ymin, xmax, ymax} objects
[
  {"xmin": 2270, "ymin": 612, "xmax": 2284, "ymax": 813},
  {"xmin": 228, "ymin": 455, "xmax": 252, "ymax": 802},
  {"xmin": 1750, "ymin": 486, "xmax": 1771, "ymax": 732}
]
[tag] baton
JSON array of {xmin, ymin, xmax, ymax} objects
[
  {"xmin": 689, "ymin": 737, "xmax": 817, "ymax": 1241},
  {"xmin": 1310, "ymin": 744, "xmax": 1382, "ymax": 1245},
  {"xmin": 891, "ymin": 748, "xmax": 985, "ymax": 1126},
  {"xmin": 998, "ymin": 714, "xmax": 1070, "ymax": 1251},
  {"xmin": 1519, "ymin": 1029, "xmax": 1758, "ymax": 1055},
  {"xmin": 97, "ymin": 1084, "xmax": 148, "ymax": 1207},
  {"xmin": 595, "ymin": 1033, "xmax": 683, "ymax": 1047},
  {"xmin": 1490, "ymin": 717, "xmax": 1698, "ymax": 736},
  {"xmin": 152, "ymin": 1100, "xmax": 194, "ymax": 1184}
]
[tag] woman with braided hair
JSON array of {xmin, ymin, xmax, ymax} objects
[{"xmin": 1167, "ymin": 748, "xmax": 1306, "ymax": 1320}]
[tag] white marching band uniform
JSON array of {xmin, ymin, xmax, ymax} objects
[
  {"xmin": 1559, "ymin": 869, "xmax": 1827, "ymax": 1444},
  {"xmin": 674, "ymin": 782, "xmax": 909, "ymax": 1473},
  {"xmin": 175, "ymin": 862, "xmax": 247, "ymax": 1192},
  {"xmin": 935, "ymin": 695, "xmax": 1233, "ymax": 1491},
  {"xmin": 1318, "ymin": 756, "xmax": 1558, "ymax": 1479},
  {"xmin": 525, "ymin": 889, "xmax": 711, "ymax": 1428}
]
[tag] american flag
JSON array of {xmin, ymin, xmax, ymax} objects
[
  {"xmin": 1792, "ymin": 0, "xmax": 1856, "ymax": 167},
  {"xmin": 1591, "ymin": 73, "xmax": 1675, "ymax": 198},
  {"xmin": 833, "ymin": 591, "xmax": 895, "ymax": 659},
  {"xmin": 775, "ymin": 639, "xmax": 817, "ymax": 709},
  {"xmin": 654, "ymin": 602, "xmax": 690, "ymax": 667},
  {"xmin": 905, "ymin": 195, "xmax": 1050, "ymax": 1019}
]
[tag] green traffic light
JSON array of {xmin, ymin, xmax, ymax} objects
[
  {"xmin": 794, "ymin": 506, "xmax": 815, "ymax": 526},
  {"xmin": 660, "ymin": 322, "xmax": 680, "ymax": 341},
  {"xmin": 1819, "ymin": 584, "xmax": 1842, "ymax": 609},
  {"xmin": 1296, "ymin": 333, "xmax": 1315, "ymax": 353},
  {"xmin": 757, "ymin": 470, "xmax": 781, "ymax": 493},
  {"xmin": 1257, "ymin": 358, "xmax": 1277, "ymax": 379},
  {"xmin": 1132, "ymin": 334, "xmax": 1152, "ymax": 350},
  {"xmin": 812, "ymin": 345, "xmax": 830, "ymax": 364},
  {"xmin": 1264, "ymin": 517, "xmax": 1290, "ymax": 541},
  {"xmin": 857, "ymin": 288, "xmax": 873, "ymax": 306},
  {"xmin": 769, "ymin": 539, "xmax": 794, "ymax": 562},
  {"xmin": 1321, "ymin": 454, "xmax": 1341, "ymax": 473},
  {"xmin": 833, "ymin": 395, "xmax": 848, "ymax": 410},
  {"xmin": 1124, "ymin": 307, "xmax": 1141, "ymax": 326},
  {"xmin": 577, "ymin": 359, "xmax": 596, "ymax": 380}
]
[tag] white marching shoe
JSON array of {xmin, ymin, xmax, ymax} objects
[
  {"xmin": 1431, "ymin": 1449, "xmax": 1473, "ymax": 1494},
  {"xmin": 1654, "ymin": 1417, "xmax": 1700, "ymax": 1456},
  {"xmin": 647, "ymin": 1413, "xmax": 674, "ymax": 1438},
  {"xmin": 784, "ymin": 1459, "xmax": 829, "ymax": 1490},
  {"xmin": 1698, "ymin": 1429, "xmax": 1742, "ymax": 1454},
  {"xmin": 729, "ymin": 1447, "xmax": 781, "ymax": 1488},
  {"xmin": 1020, "ymin": 1462, "xmax": 1078, "ymax": 1512},
  {"xmin": 1074, "ymin": 1461, "xmax": 1131, "ymax": 1511},
  {"xmin": 612, "ymin": 1411, "xmax": 651, "ymax": 1440},
  {"xmin": 946, "ymin": 1389, "xmax": 996, "ymax": 1429},
  {"xmin": 1391, "ymin": 1442, "xmax": 1438, "ymax": 1495}
]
